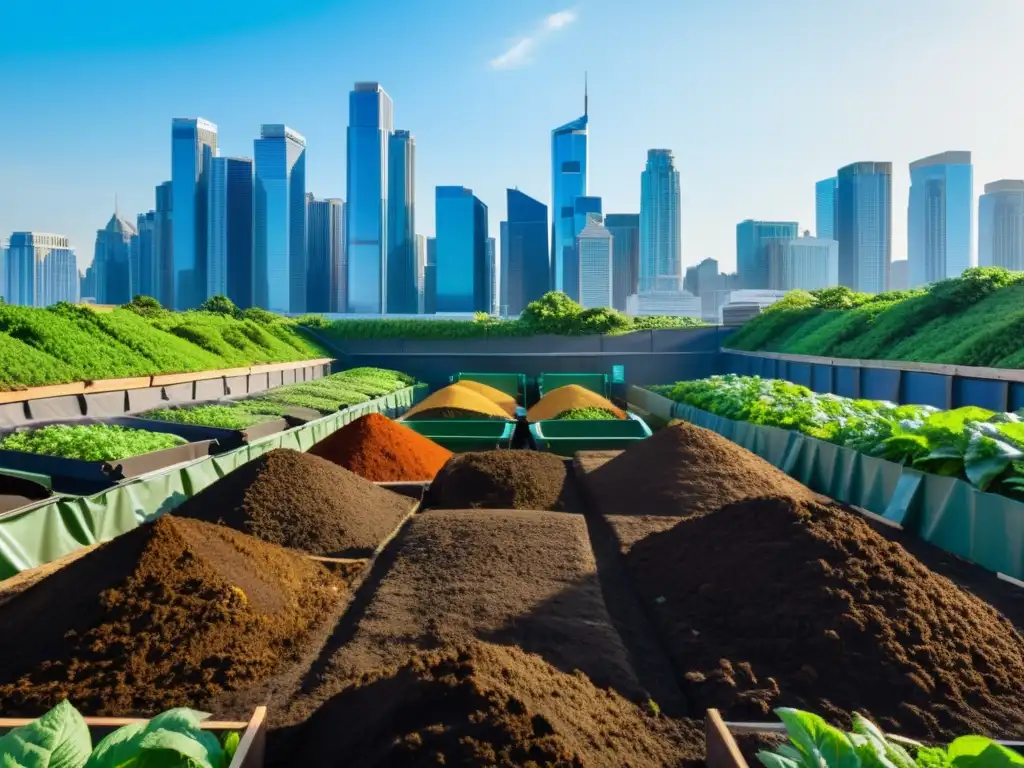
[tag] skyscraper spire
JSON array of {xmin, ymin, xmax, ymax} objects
[
  {"xmin": 114, "ymin": 192, "xmax": 119, "ymax": 218},
  {"xmin": 584, "ymin": 71, "xmax": 588, "ymax": 117}
]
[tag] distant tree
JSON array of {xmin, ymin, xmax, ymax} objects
[
  {"xmin": 122, "ymin": 295, "xmax": 164, "ymax": 317},
  {"xmin": 199, "ymin": 295, "xmax": 239, "ymax": 316},
  {"xmin": 520, "ymin": 291, "xmax": 582, "ymax": 334}
]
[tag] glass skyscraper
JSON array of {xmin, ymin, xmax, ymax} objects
[
  {"xmin": 736, "ymin": 219, "xmax": 798, "ymax": 290},
  {"xmin": 386, "ymin": 129, "xmax": 417, "ymax": 313},
  {"xmin": 485, "ymin": 237, "xmax": 498, "ymax": 315},
  {"xmin": 207, "ymin": 156, "xmax": 254, "ymax": 307},
  {"xmin": 505, "ymin": 188, "xmax": 549, "ymax": 315},
  {"xmin": 5, "ymin": 232, "xmax": 78, "ymax": 307},
  {"xmin": 837, "ymin": 161, "xmax": 892, "ymax": 293},
  {"xmin": 767, "ymin": 232, "xmax": 839, "ymax": 291},
  {"xmin": 639, "ymin": 149, "xmax": 681, "ymax": 292},
  {"xmin": 979, "ymin": 179, "xmax": 1024, "ymax": 271},
  {"xmin": 414, "ymin": 233, "xmax": 427, "ymax": 314},
  {"xmin": 154, "ymin": 181, "xmax": 173, "ymax": 307},
  {"xmin": 435, "ymin": 186, "xmax": 488, "ymax": 313},
  {"xmin": 347, "ymin": 83, "xmax": 394, "ymax": 314},
  {"xmin": 425, "ymin": 236, "xmax": 437, "ymax": 314},
  {"xmin": 93, "ymin": 213, "xmax": 137, "ymax": 305},
  {"xmin": 908, "ymin": 151, "xmax": 973, "ymax": 288},
  {"xmin": 604, "ymin": 213, "xmax": 639, "ymax": 311},
  {"xmin": 551, "ymin": 91, "xmax": 588, "ymax": 297},
  {"xmin": 136, "ymin": 212, "xmax": 156, "ymax": 299},
  {"xmin": 171, "ymin": 117, "xmax": 217, "ymax": 310},
  {"xmin": 306, "ymin": 195, "xmax": 344, "ymax": 313},
  {"xmin": 499, "ymin": 220, "xmax": 509, "ymax": 313},
  {"xmin": 816, "ymin": 177, "xmax": 837, "ymax": 240},
  {"xmin": 254, "ymin": 125, "xmax": 307, "ymax": 313},
  {"xmin": 577, "ymin": 214, "xmax": 613, "ymax": 309}
]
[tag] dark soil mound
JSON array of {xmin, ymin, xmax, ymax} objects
[
  {"xmin": 173, "ymin": 448, "xmax": 413, "ymax": 557},
  {"xmin": 279, "ymin": 641, "xmax": 701, "ymax": 768},
  {"xmin": 586, "ymin": 421, "xmax": 811, "ymax": 518},
  {"xmin": 628, "ymin": 494, "xmax": 1024, "ymax": 740},
  {"xmin": 308, "ymin": 413, "xmax": 451, "ymax": 482},
  {"xmin": 428, "ymin": 450, "xmax": 580, "ymax": 512},
  {"xmin": 0, "ymin": 516, "xmax": 340, "ymax": 716}
]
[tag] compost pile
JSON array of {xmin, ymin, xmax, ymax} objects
[
  {"xmin": 526, "ymin": 384, "xmax": 626, "ymax": 422},
  {"xmin": 0, "ymin": 516, "xmax": 339, "ymax": 716},
  {"xmin": 308, "ymin": 413, "xmax": 452, "ymax": 482},
  {"xmin": 627, "ymin": 493, "xmax": 1024, "ymax": 741},
  {"xmin": 428, "ymin": 450, "xmax": 580, "ymax": 512},
  {"xmin": 173, "ymin": 448, "xmax": 412, "ymax": 557},
  {"xmin": 451, "ymin": 379, "xmax": 519, "ymax": 417},
  {"xmin": 280, "ymin": 641, "xmax": 701, "ymax": 768},
  {"xmin": 403, "ymin": 384, "xmax": 513, "ymax": 421}
]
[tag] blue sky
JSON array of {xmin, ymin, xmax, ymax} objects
[{"xmin": 2, "ymin": 0, "xmax": 1023, "ymax": 273}]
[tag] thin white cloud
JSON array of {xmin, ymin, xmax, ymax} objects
[{"xmin": 490, "ymin": 8, "xmax": 578, "ymax": 70}]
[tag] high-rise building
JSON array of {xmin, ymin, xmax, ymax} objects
[
  {"xmin": 306, "ymin": 195, "xmax": 344, "ymax": 313},
  {"xmin": 551, "ymin": 84, "xmax": 589, "ymax": 296},
  {"xmin": 505, "ymin": 188, "xmax": 549, "ymax": 316},
  {"xmin": 736, "ymin": 220, "xmax": 798, "ymax": 290},
  {"xmin": 207, "ymin": 156, "xmax": 254, "ymax": 306},
  {"xmin": 154, "ymin": 181, "xmax": 173, "ymax": 306},
  {"xmin": 5, "ymin": 232, "xmax": 78, "ymax": 307},
  {"xmin": 908, "ymin": 151, "xmax": 973, "ymax": 287},
  {"xmin": 254, "ymin": 124, "xmax": 307, "ymax": 313},
  {"xmin": 93, "ymin": 213, "xmax": 137, "ymax": 305},
  {"xmin": 414, "ymin": 234, "xmax": 427, "ymax": 314},
  {"xmin": 347, "ymin": 82, "xmax": 394, "ymax": 314},
  {"xmin": 639, "ymin": 149, "xmax": 682, "ymax": 293},
  {"xmin": 499, "ymin": 220, "xmax": 509, "ymax": 313},
  {"xmin": 80, "ymin": 266, "xmax": 96, "ymax": 303},
  {"xmin": 425, "ymin": 236, "xmax": 437, "ymax": 314},
  {"xmin": 485, "ymin": 236, "xmax": 498, "ymax": 315},
  {"xmin": 978, "ymin": 180, "xmax": 1024, "ymax": 271},
  {"xmin": 815, "ymin": 177, "xmax": 838, "ymax": 240},
  {"xmin": 837, "ymin": 161, "xmax": 892, "ymax": 293},
  {"xmin": 386, "ymin": 129, "xmax": 416, "ymax": 314},
  {"xmin": 135, "ymin": 212, "xmax": 156, "ymax": 299},
  {"xmin": 577, "ymin": 214, "xmax": 613, "ymax": 309},
  {"xmin": 604, "ymin": 213, "xmax": 639, "ymax": 311},
  {"xmin": 435, "ymin": 186, "xmax": 488, "ymax": 313},
  {"xmin": 0, "ymin": 239, "xmax": 7, "ymax": 301},
  {"xmin": 171, "ymin": 117, "xmax": 217, "ymax": 309},
  {"xmin": 767, "ymin": 231, "xmax": 839, "ymax": 291},
  {"xmin": 890, "ymin": 259, "xmax": 909, "ymax": 291}
]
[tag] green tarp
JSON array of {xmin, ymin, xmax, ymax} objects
[
  {"xmin": 0, "ymin": 384, "xmax": 427, "ymax": 580},
  {"xmin": 628, "ymin": 386, "xmax": 1024, "ymax": 581}
]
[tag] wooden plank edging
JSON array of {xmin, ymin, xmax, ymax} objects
[{"xmin": 706, "ymin": 709, "xmax": 749, "ymax": 768}]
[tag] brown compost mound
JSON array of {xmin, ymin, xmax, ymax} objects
[
  {"xmin": 173, "ymin": 448, "xmax": 413, "ymax": 557},
  {"xmin": 281, "ymin": 641, "xmax": 702, "ymax": 768},
  {"xmin": 428, "ymin": 450, "xmax": 580, "ymax": 512},
  {"xmin": 627, "ymin": 494, "xmax": 1024, "ymax": 741},
  {"xmin": 0, "ymin": 516, "xmax": 340, "ymax": 716}
]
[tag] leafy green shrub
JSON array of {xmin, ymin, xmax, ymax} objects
[
  {"xmin": 0, "ymin": 333, "xmax": 82, "ymax": 390},
  {"xmin": 0, "ymin": 424, "xmax": 186, "ymax": 461},
  {"xmin": 199, "ymin": 294, "xmax": 240, "ymax": 316},
  {"xmin": 554, "ymin": 407, "xmax": 622, "ymax": 420},
  {"xmin": 140, "ymin": 405, "xmax": 273, "ymax": 430},
  {"xmin": 630, "ymin": 315, "xmax": 705, "ymax": 330},
  {"xmin": 121, "ymin": 294, "xmax": 165, "ymax": 318}
]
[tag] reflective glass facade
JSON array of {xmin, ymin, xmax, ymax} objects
[
  {"xmin": 154, "ymin": 181, "xmax": 173, "ymax": 307},
  {"xmin": 979, "ymin": 180, "xmax": 1024, "ymax": 271},
  {"xmin": 837, "ymin": 162, "xmax": 892, "ymax": 293},
  {"xmin": 435, "ymin": 186, "xmax": 487, "ymax": 312},
  {"xmin": 93, "ymin": 214, "xmax": 136, "ymax": 305},
  {"xmin": 425, "ymin": 236, "xmax": 437, "ymax": 314},
  {"xmin": 551, "ymin": 114, "xmax": 588, "ymax": 297},
  {"xmin": 815, "ymin": 177, "xmax": 837, "ymax": 240},
  {"xmin": 505, "ymin": 188, "xmax": 549, "ymax": 315},
  {"xmin": 415, "ymin": 233, "xmax": 427, "ymax": 313},
  {"xmin": 347, "ymin": 83, "xmax": 394, "ymax": 313},
  {"xmin": 767, "ymin": 236, "xmax": 839, "ymax": 291},
  {"xmin": 604, "ymin": 213, "xmax": 639, "ymax": 311},
  {"xmin": 306, "ymin": 196, "xmax": 343, "ymax": 313},
  {"xmin": 6, "ymin": 232, "xmax": 78, "ymax": 307},
  {"xmin": 254, "ymin": 125, "xmax": 306, "ymax": 313},
  {"xmin": 136, "ymin": 212, "xmax": 156, "ymax": 299},
  {"xmin": 171, "ymin": 118, "xmax": 217, "ymax": 309},
  {"xmin": 639, "ymin": 150, "xmax": 682, "ymax": 292},
  {"xmin": 207, "ymin": 157, "xmax": 254, "ymax": 306},
  {"xmin": 386, "ymin": 129, "xmax": 416, "ymax": 313},
  {"xmin": 577, "ymin": 215, "xmax": 613, "ymax": 309},
  {"xmin": 736, "ymin": 220, "xmax": 797, "ymax": 290},
  {"xmin": 908, "ymin": 151, "xmax": 973, "ymax": 287}
]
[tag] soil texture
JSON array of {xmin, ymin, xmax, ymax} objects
[
  {"xmin": 626, "ymin": 494, "xmax": 1024, "ymax": 741},
  {"xmin": 428, "ymin": 450, "xmax": 581, "ymax": 512},
  {"xmin": 276, "ymin": 641, "xmax": 702, "ymax": 768},
  {"xmin": 0, "ymin": 516, "xmax": 340, "ymax": 716},
  {"xmin": 527, "ymin": 385, "xmax": 625, "ymax": 423},
  {"xmin": 173, "ymin": 448, "xmax": 413, "ymax": 557},
  {"xmin": 308, "ymin": 413, "xmax": 452, "ymax": 482},
  {"xmin": 403, "ymin": 385, "xmax": 513, "ymax": 421}
]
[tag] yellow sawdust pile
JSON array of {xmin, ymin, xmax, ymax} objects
[
  {"xmin": 402, "ymin": 384, "xmax": 514, "ymax": 421},
  {"xmin": 526, "ymin": 384, "xmax": 626, "ymax": 422},
  {"xmin": 450, "ymin": 380, "xmax": 518, "ymax": 417}
]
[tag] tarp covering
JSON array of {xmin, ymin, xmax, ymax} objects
[
  {"xmin": 0, "ymin": 384, "xmax": 427, "ymax": 580},
  {"xmin": 628, "ymin": 386, "xmax": 1024, "ymax": 581}
]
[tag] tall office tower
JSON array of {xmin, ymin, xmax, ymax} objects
[
  {"xmin": 208, "ymin": 156, "xmax": 254, "ymax": 306},
  {"xmin": 425, "ymin": 236, "xmax": 437, "ymax": 314},
  {"xmin": 551, "ymin": 82, "xmax": 589, "ymax": 296},
  {"xmin": 334, "ymin": 201, "xmax": 348, "ymax": 313},
  {"xmin": 499, "ymin": 220, "xmax": 509, "ymax": 313},
  {"xmin": 80, "ymin": 266, "xmax": 96, "ymax": 302},
  {"xmin": 347, "ymin": 82, "xmax": 394, "ymax": 313},
  {"xmin": 93, "ymin": 213, "xmax": 137, "ymax": 304},
  {"xmin": 254, "ymin": 125, "xmax": 307, "ymax": 313},
  {"xmin": 639, "ymin": 149, "xmax": 682, "ymax": 293},
  {"xmin": 414, "ymin": 233, "xmax": 427, "ymax": 313},
  {"xmin": 0, "ymin": 239, "xmax": 7, "ymax": 300},
  {"xmin": 154, "ymin": 181, "xmax": 173, "ymax": 306},
  {"xmin": 171, "ymin": 118, "xmax": 217, "ymax": 309},
  {"xmin": 129, "ymin": 228, "xmax": 141, "ymax": 299},
  {"xmin": 5, "ymin": 232, "xmax": 78, "ymax": 306},
  {"xmin": 435, "ymin": 186, "xmax": 488, "ymax": 313},
  {"xmin": 736, "ymin": 220, "xmax": 798, "ymax": 290},
  {"xmin": 386, "ymin": 129, "xmax": 416, "ymax": 313},
  {"xmin": 570, "ymin": 195, "xmax": 603, "ymax": 301},
  {"xmin": 979, "ymin": 180, "xmax": 1024, "ymax": 270},
  {"xmin": 908, "ymin": 151, "xmax": 973, "ymax": 287},
  {"xmin": 604, "ymin": 213, "xmax": 639, "ymax": 311},
  {"xmin": 837, "ymin": 161, "xmax": 892, "ymax": 293},
  {"xmin": 485, "ymin": 236, "xmax": 498, "ymax": 315},
  {"xmin": 505, "ymin": 188, "xmax": 549, "ymax": 315},
  {"xmin": 815, "ymin": 177, "xmax": 838, "ymax": 240},
  {"xmin": 890, "ymin": 259, "xmax": 909, "ymax": 291},
  {"xmin": 767, "ymin": 231, "xmax": 839, "ymax": 291},
  {"xmin": 306, "ymin": 195, "xmax": 344, "ymax": 313},
  {"xmin": 576, "ymin": 213, "xmax": 613, "ymax": 309},
  {"xmin": 136, "ymin": 212, "xmax": 156, "ymax": 298}
]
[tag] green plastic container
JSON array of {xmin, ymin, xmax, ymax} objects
[
  {"xmin": 450, "ymin": 372, "xmax": 526, "ymax": 403},
  {"xmin": 401, "ymin": 419, "xmax": 516, "ymax": 453},
  {"xmin": 537, "ymin": 373, "xmax": 610, "ymax": 399},
  {"xmin": 529, "ymin": 414, "xmax": 652, "ymax": 457}
]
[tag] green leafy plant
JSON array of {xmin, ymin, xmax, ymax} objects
[
  {"xmin": 0, "ymin": 424, "xmax": 187, "ymax": 462},
  {"xmin": 140, "ymin": 405, "xmax": 273, "ymax": 430},
  {"xmin": 554, "ymin": 407, "xmax": 622, "ymax": 420}
]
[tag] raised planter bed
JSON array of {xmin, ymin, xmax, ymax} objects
[
  {"xmin": 529, "ymin": 413, "xmax": 652, "ymax": 456},
  {"xmin": 0, "ymin": 471, "xmax": 51, "ymax": 515},
  {"xmin": 399, "ymin": 419, "xmax": 516, "ymax": 452},
  {"xmin": 121, "ymin": 413, "xmax": 291, "ymax": 452}
]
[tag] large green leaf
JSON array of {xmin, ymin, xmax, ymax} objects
[
  {"xmin": 776, "ymin": 708, "xmax": 861, "ymax": 768},
  {"xmin": 946, "ymin": 736, "xmax": 1024, "ymax": 768},
  {"xmin": 0, "ymin": 701, "xmax": 91, "ymax": 768}
]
